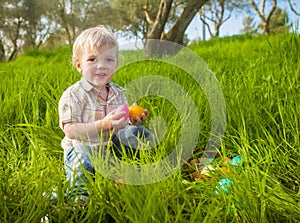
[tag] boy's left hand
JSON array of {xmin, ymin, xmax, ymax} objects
[{"xmin": 130, "ymin": 103, "xmax": 148, "ymax": 124}]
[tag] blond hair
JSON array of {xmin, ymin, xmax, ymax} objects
[{"xmin": 72, "ymin": 25, "xmax": 118, "ymax": 67}]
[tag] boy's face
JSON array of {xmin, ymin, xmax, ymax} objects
[{"xmin": 76, "ymin": 44, "xmax": 118, "ymax": 89}]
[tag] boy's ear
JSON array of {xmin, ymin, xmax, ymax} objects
[{"xmin": 75, "ymin": 60, "xmax": 82, "ymax": 73}]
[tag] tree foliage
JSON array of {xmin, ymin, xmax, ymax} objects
[
  {"xmin": 22, "ymin": 0, "xmax": 54, "ymax": 50},
  {"xmin": 0, "ymin": 0, "xmax": 116, "ymax": 61},
  {"xmin": 241, "ymin": 16, "xmax": 258, "ymax": 34},
  {"xmin": 241, "ymin": 6, "xmax": 289, "ymax": 35},
  {"xmin": 268, "ymin": 7, "xmax": 290, "ymax": 34},
  {"xmin": 0, "ymin": 0, "xmax": 297, "ymax": 61},
  {"xmin": 0, "ymin": 0, "xmax": 26, "ymax": 61},
  {"xmin": 0, "ymin": 0, "xmax": 55, "ymax": 60},
  {"xmin": 110, "ymin": 0, "xmax": 163, "ymax": 40},
  {"xmin": 0, "ymin": 0, "xmax": 208, "ymax": 60},
  {"xmin": 52, "ymin": 0, "xmax": 115, "ymax": 44}
]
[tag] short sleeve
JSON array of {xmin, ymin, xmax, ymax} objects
[{"xmin": 58, "ymin": 89, "xmax": 81, "ymax": 129}]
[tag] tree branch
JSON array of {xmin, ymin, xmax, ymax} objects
[
  {"xmin": 219, "ymin": 0, "xmax": 225, "ymax": 22},
  {"xmin": 248, "ymin": 0, "xmax": 265, "ymax": 23},
  {"xmin": 223, "ymin": 10, "xmax": 233, "ymax": 23},
  {"xmin": 201, "ymin": 13, "xmax": 217, "ymax": 23},
  {"xmin": 147, "ymin": 0, "xmax": 173, "ymax": 39},
  {"xmin": 288, "ymin": 0, "xmax": 300, "ymax": 16},
  {"xmin": 143, "ymin": 2, "xmax": 155, "ymax": 25},
  {"xmin": 265, "ymin": 0, "xmax": 277, "ymax": 25},
  {"xmin": 199, "ymin": 15, "xmax": 214, "ymax": 37},
  {"xmin": 260, "ymin": 0, "xmax": 265, "ymax": 15}
]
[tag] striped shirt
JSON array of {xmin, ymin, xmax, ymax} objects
[{"xmin": 58, "ymin": 77, "xmax": 127, "ymax": 151}]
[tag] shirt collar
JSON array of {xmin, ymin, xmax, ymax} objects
[
  {"xmin": 79, "ymin": 77, "xmax": 125, "ymax": 102},
  {"xmin": 79, "ymin": 77, "xmax": 94, "ymax": 92},
  {"xmin": 107, "ymin": 82, "xmax": 126, "ymax": 103}
]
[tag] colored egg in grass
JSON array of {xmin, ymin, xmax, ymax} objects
[
  {"xmin": 115, "ymin": 104, "xmax": 129, "ymax": 119},
  {"xmin": 205, "ymin": 158, "xmax": 215, "ymax": 165},
  {"xmin": 231, "ymin": 155, "xmax": 243, "ymax": 167},
  {"xmin": 129, "ymin": 105, "xmax": 145, "ymax": 121},
  {"xmin": 215, "ymin": 177, "xmax": 233, "ymax": 194},
  {"xmin": 200, "ymin": 164, "xmax": 215, "ymax": 177},
  {"xmin": 220, "ymin": 166, "xmax": 234, "ymax": 174}
]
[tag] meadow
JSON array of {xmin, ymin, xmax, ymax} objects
[{"xmin": 0, "ymin": 32, "xmax": 299, "ymax": 222}]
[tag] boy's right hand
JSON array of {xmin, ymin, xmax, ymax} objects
[{"xmin": 101, "ymin": 110, "xmax": 129, "ymax": 131}]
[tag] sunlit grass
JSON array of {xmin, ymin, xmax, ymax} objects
[{"xmin": 0, "ymin": 33, "xmax": 299, "ymax": 222}]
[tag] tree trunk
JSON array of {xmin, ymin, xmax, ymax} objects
[
  {"xmin": 165, "ymin": 0, "xmax": 207, "ymax": 44},
  {"xmin": 8, "ymin": 46, "xmax": 18, "ymax": 62},
  {"xmin": 7, "ymin": 18, "xmax": 23, "ymax": 61},
  {"xmin": 147, "ymin": 0, "xmax": 173, "ymax": 39},
  {"xmin": 59, "ymin": 7, "xmax": 72, "ymax": 44},
  {"xmin": 0, "ymin": 40, "xmax": 5, "ymax": 63},
  {"xmin": 214, "ymin": 22, "xmax": 221, "ymax": 38},
  {"xmin": 262, "ymin": 22, "xmax": 269, "ymax": 35},
  {"xmin": 145, "ymin": 0, "xmax": 208, "ymax": 57},
  {"xmin": 144, "ymin": 0, "xmax": 173, "ymax": 57}
]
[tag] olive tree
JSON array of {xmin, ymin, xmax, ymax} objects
[
  {"xmin": 146, "ymin": 0, "xmax": 209, "ymax": 56},
  {"xmin": 0, "ymin": 0, "xmax": 55, "ymax": 61},
  {"xmin": 110, "ymin": 0, "xmax": 208, "ymax": 56},
  {"xmin": 52, "ymin": 0, "xmax": 116, "ymax": 44},
  {"xmin": 0, "ymin": 0, "xmax": 26, "ymax": 61},
  {"xmin": 247, "ymin": 0, "xmax": 277, "ymax": 35},
  {"xmin": 199, "ymin": 0, "xmax": 246, "ymax": 38},
  {"xmin": 22, "ymin": 0, "xmax": 55, "ymax": 50}
]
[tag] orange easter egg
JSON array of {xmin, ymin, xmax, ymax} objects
[
  {"xmin": 129, "ymin": 105, "xmax": 145, "ymax": 121},
  {"xmin": 221, "ymin": 166, "xmax": 234, "ymax": 174}
]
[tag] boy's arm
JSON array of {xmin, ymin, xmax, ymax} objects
[{"xmin": 62, "ymin": 111, "xmax": 128, "ymax": 140}]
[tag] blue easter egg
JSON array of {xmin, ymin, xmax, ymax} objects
[
  {"xmin": 215, "ymin": 178, "xmax": 233, "ymax": 194},
  {"xmin": 205, "ymin": 158, "xmax": 215, "ymax": 165},
  {"xmin": 231, "ymin": 155, "xmax": 242, "ymax": 167}
]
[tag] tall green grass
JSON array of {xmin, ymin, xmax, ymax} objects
[{"xmin": 0, "ymin": 33, "xmax": 299, "ymax": 222}]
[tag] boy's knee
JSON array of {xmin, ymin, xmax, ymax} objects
[
  {"xmin": 65, "ymin": 145, "xmax": 94, "ymax": 172},
  {"xmin": 114, "ymin": 125, "xmax": 156, "ymax": 149}
]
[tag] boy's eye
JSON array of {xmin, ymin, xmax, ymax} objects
[
  {"xmin": 106, "ymin": 58, "xmax": 115, "ymax": 62},
  {"xmin": 87, "ymin": 58, "xmax": 96, "ymax": 62}
]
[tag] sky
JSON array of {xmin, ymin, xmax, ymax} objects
[
  {"xmin": 186, "ymin": 4, "xmax": 300, "ymax": 41},
  {"xmin": 118, "ymin": 1, "xmax": 300, "ymax": 50}
]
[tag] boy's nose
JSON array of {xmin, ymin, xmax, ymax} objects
[{"xmin": 97, "ymin": 60, "xmax": 107, "ymax": 69}]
